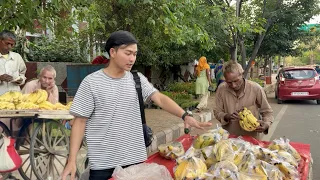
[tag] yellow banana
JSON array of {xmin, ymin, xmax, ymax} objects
[
  {"xmin": 0, "ymin": 102, "xmax": 15, "ymax": 110},
  {"xmin": 16, "ymin": 102, "xmax": 39, "ymax": 110},
  {"xmin": 193, "ymin": 135, "xmax": 205, "ymax": 149},
  {"xmin": 200, "ymin": 135, "xmax": 215, "ymax": 149},
  {"xmin": 55, "ymin": 102, "xmax": 68, "ymax": 110},
  {"xmin": 239, "ymin": 108, "xmax": 260, "ymax": 131},
  {"xmin": 36, "ymin": 89, "xmax": 48, "ymax": 104},
  {"xmin": 66, "ymin": 101, "xmax": 72, "ymax": 110},
  {"xmin": 38, "ymin": 101, "xmax": 56, "ymax": 110}
]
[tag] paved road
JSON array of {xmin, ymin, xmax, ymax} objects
[{"xmin": 265, "ymin": 96, "xmax": 320, "ymax": 180}]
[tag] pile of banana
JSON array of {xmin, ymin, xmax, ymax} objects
[
  {"xmin": 0, "ymin": 90, "xmax": 72, "ymax": 111},
  {"xmin": 239, "ymin": 107, "xmax": 260, "ymax": 132},
  {"xmin": 169, "ymin": 126, "xmax": 302, "ymax": 180}
]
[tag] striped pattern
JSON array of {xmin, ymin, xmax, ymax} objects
[{"xmin": 70, "ymin": 70, "xmax": 157, "ymax": 170}]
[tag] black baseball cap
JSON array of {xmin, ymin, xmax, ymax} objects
[{"xmin": 104, "ymin": 30, "xmax": 138, "ymax": 56}]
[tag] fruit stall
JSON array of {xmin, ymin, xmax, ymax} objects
[
  {"xmin": 111, "ymin": 127, "xmax": 312, "ymax": 180},
  {"xmin": 0, "ymin": 90, "xmax": 86, "ymax": 180}
]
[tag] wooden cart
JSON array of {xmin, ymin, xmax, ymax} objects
[{"xmin": 0, "ymin": 110, "xmax": 87, "ymax": 180}]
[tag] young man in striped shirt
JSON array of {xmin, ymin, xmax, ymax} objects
[{"xmin": 61, "ymin": 30, "xmax": 212, "ymax": 180}]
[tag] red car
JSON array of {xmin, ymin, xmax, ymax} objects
[{"xmin": 275, "ymin": 67, "xmax": 320, "ymax": 104}]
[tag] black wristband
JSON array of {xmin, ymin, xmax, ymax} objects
[{"xmin": 182, "ymin": 112, "xmax": 189, "ymax": 121}]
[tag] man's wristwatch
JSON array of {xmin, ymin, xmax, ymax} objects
[{"xmin": 182, "ymin": 111, "xmax": 193, "ymax": 121}]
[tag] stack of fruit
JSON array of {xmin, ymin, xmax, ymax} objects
[
  {"xmin": 239, "ymin": 107, "xmax": 261, "ymax": 132},
  {"xmin": 0, "ymin": 90, "xmax": 72, "ymax": 110},
  {"xmin": 165, "ymin": 126, "xmax": 302, "ymax": 180}
]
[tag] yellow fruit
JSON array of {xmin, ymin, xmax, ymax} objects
[
  {"xmin": 38, "ymin": 101, "xmax": 56, "ymax": 110},
  {"xmin": 16, "ymin": 102, "xmax": 39, "ymax": 110},
  {"xmin": 55, "ymin": 102, "xmax": 68, "ymax": 110},
  {"xmin": 239, "ymin": 108, "xmax": 260, "ymax": 132},
  {"xmin": 0, "ymin": 102, "xmax": 15, "ymax": 110}
]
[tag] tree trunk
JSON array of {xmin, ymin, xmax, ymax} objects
[
  {"xmin": 230, "ymin": 46, "xmax": 237, "ymax": 61},
  {"xmin": 239, "ymin": 35, "xmax": 247, "ymax": 69},
  {"xmin": 243, "ymin": 18, "xmax": 273, "ymax": 78}
]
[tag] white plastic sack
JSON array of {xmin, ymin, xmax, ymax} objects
[
  {"xmin": 0, "ymin": 134, "xmax": 22, "ymax": 172},
  {"xmin": 112, "ymin": 163, "xmax": 172, "ymax": 180}
]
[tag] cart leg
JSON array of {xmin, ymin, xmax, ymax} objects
[{"xmin": 30, "ymin": 120, "xmax": 69, "ymax": 180}]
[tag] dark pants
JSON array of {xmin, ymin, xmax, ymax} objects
[{"xmin": 89, "ymin": 163, "xmax": 141, "ymax": 180}]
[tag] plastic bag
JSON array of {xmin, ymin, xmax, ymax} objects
[
  {"xmin": 112, "ymin": 163, "xmax": 172, "ymax": 180},
  {"xmin": 174, "ymin": 157, "xmax": 207, "ymax": 180},
  {"xmin": 271, "ymin": 160, "xmax": 300, "ymax": 180},
  {"xmin": 176, "ymin": 146, "xmax": 205, "ymax": 165},
  {"xmin": 268, "ymin": 138, "xmax": 301, "ymax": 162},
  {"xmin": 260, "ymin": 160, "xmax": 285, "ymax": 180},
  {"xmin": 158, "ymin": 141, "xmax": 185, "ymax": 160},
  {"xmin": 212, "ymin": 140, "xmax": 235, "ymax": 162},
  {"xmin": 206, "ymin": 160, "xmax": 240, "ymax": 180},
  {"xmin": 0, "ymin": 134, "xmax": 22, "ymax": 173}
]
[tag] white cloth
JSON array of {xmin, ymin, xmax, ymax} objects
[
  {"xmin": 0, "ymin": 51, "xmax": 27, "ymax": 95},
  {"xmin": 197, "ymin": 92, "xmax": 209, "ymax": 109}
]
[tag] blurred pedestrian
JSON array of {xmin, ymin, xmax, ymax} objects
[{"xmin": 194, "ymin": 56, "xmax": 212, "ymax": 112}]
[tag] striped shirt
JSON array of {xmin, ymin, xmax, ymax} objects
[{"xmin": 70, "ymin": 70, "xmax": 158, "ymax": 170}]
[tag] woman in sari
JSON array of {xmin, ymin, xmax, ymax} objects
[{"xmin": 195, "ymin": 56, "xmax": 212, "ymax": 112}]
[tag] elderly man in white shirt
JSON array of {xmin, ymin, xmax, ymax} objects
[
  {"xmin": 0, "ymin": 30, "xmax": 27, "ymax": 95},
  {"xmin": 0, "ymin": 30, "xmax": 27, "ymax": 179}
]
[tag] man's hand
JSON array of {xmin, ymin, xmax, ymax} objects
[
  {"xmin": 12, "ymin": 77, "xmax": 23, "ymax": 84},
  {"xmin": 0, "ymin": 74, "xmax": 13, "ymax": 82},
  {"xmin": 61, "ymin": 160, "xmax": 77, "ymax": 180},
  {"xmin": 255, "ymin": 120, "xmax": 269, "ymax": 132},
  {"xmin": 184, "ymin": 116, "xmax": 212, "ymax": 130},
  {"xmin": 46, "ymin": 81, "xmax": 55, "ymax": 93},
  {"xmin": 224, "ymin": 112, "xmax": 240, "ymax": 122}
]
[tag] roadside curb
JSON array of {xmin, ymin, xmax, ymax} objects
[{"xmin": 147, "ymin": 111, "xmax": 212, "ymax": 153}]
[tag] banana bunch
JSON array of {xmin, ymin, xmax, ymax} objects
[
  {"xmin": 238, "ymin": 152, "xmax": 256, "ymax": 172},
  {"xmin": 16, "ymin": 102, "xmax": 39, "ymax": 110},
  {"xmin": 233, "ymin": 151, "xmax": 245, "ymax": 166},
  {"xmin": 252, "ymin": 164, "xmax": 268, "ymax": 180},
  {"xmin": 24, "ymin": 89, "xmax": 48, "ymax": 104},
  {"xmin": 0, "ymin": 102, "xmax": 15, "ymax": 110},
  {"xmin": 174, "ymin": 157, "xmax": 207, "ymax": 180},
  {"xmin": 273, "ymin": 162, "xmax": 299, "ymax": 180},
  {"xmin": 207, "ymin": 126, "xmax": 230, "ymax": 140},
  {"xmin": 0, "ymin": 91, "xmax": 23, "ymax": 104},
  {"xmin": 158, "ymin": 142, "xmax": 185, "ymax": 160},
  {"xmin": 239, "ymin": 107, "xmax": 260, "ymax": 132},
  {"xmin": 55, "ymin": 102, "xmax": 68, "ymax": 110},
  {"xmin": 206, "ymin": 160, "xmax": 239, "ymax": 180},
  {"xmin": 276, "ymin": 150, "xmax": 298, "ymax": 168},
  {"xmin": 38, "ymin": 101, "xmax": 56, "ymax": 110},
  {"xmin": 193, "ymin": 133, "xmax": 218, "ymax": 149},
  {"xmin": 66, "ymin": 101, "xmax": 72, "ymax": 110},
  {"xmin": 268, "ymin": 138, "xmax": 301, "ymax": 162},
  {"xmin": 260, "ymin": 161, "xmax": 285, "ymax": 180},
  {"xmin": 212, "ymin": 140, "xmax": 235, "ymax": 162}
]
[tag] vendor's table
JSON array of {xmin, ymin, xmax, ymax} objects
[{"xmin": 112, "ymin": 134, "xmax": 312, "ymax": 180}]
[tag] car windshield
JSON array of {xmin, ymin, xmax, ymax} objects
[{"xmin": 282, "ymin": 70, "xmax": 315, "ymax": 80}]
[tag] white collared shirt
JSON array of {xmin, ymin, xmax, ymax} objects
[{"xmin": 0, "ymin": 51, "xmax": 27, "ymax": 95}]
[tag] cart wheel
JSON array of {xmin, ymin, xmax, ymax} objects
[
  {"xmin": 30, "ymin": 120, "xmax": 69, "ymax": 180},
  {"xmin": 0, "ymin": 121, "xmax": 11, "ymax": 180},
  {"xmin": 76, "ymin": 138, "xmax": 89, "ymax": 177},
  {"xmin": 15, "ymin": 120, "xmax": 41, "ymax": 180}
]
